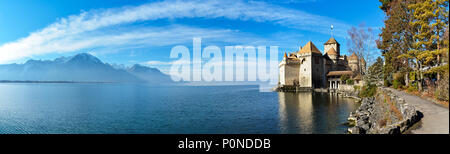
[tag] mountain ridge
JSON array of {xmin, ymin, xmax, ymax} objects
[{"xmin": 0, "ymin": 53, "xmax": 173, "ymax": 84}]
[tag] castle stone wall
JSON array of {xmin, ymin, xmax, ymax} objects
[
  {"xmin": 279, "ymin": 64, "xmax": 286, "ymax": 85},
  {"xmin": 282, "ymin": 62, "xmax": 300, "ymax": 86},
  {"xmin": 311, "ymin": 53, "xmax": 326, "ymax": 88},
  {"xmin": 298, "ymin": 53, "xmax": 312, "ymax": 88}
]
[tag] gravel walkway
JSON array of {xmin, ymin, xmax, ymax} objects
[{"xmin": 388, "ymin": 88, "xmax": 449, "ymax": 134}]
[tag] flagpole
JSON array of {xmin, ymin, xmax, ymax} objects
[{"xmin": 331, "ymin": 25, "xmax": 334, "ymax": 38}]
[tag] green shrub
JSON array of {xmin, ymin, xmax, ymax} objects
[
  {"xmin": 435, "ymin": 90, "xmax": 442, "ymax": 100},
  {"xmin": 407, "ymin": 83, "xmax": 417, "ymax": 92},
  {"xmin": 393, "ymin": 80, "xmax": 402, "ymax": 89},
  {"xmin": 360, "ymin": 84, "xmax": 377, "ymax": 98},
  {"xmin": 435, "ymin": 89, "xmax": 449, "ymax": 102},
  {"xmin": 353, "ymin": 85, "xmax": 360, "ymax": 91},
  {"xmin": 346, "ymin": 79, "xmax": 354, "ymax": 85},
  {"xmin": 393, "ymin": 72, "xmax": 405, "ymax": 88},
  {"xmin": 341, "ymin": 75, "xmax": 349, "ymax": 82},
  {"xmin": 384, "ymin": 80, "xmax": 391, "ymax": 87},
  {"xmin": 393, "ymin": 72, "xmax": 405, "ymax": 82},
  {"xmin": 409, "ymin": 71, "xmax": 416, "ymax": 81}
]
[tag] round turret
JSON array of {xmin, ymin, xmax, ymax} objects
[{"xmin": 348, "ymin": 52, "xmax": 359, "ymax": 72}]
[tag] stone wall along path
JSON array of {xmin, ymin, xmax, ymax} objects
[{"xmin": 388, "ymin": 88, "xmax": 449, "ymax": 134}]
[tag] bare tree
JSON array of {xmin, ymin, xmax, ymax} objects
[{"xmin": 347, "ymin": 23, "xmax": 378, "ymax": 74}]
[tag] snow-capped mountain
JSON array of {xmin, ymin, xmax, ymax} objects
[
  {"xmin": 127, "ymin": 64, "xmax": 173, "ymax": 84},
  {"xmin": 0, "ymin": 53, "xmax": 172, "ymax": 84}
]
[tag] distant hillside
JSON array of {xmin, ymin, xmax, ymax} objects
[{"xmin": 0, "ymin": 53, "xmax": 173, "ymax": 84}]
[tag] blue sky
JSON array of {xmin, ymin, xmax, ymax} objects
[{"xmin": 0, "ymin": 0, "xmax": 385, "ymax": 73}]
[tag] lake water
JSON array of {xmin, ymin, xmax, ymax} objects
[{"xmin": 0, "ymin": 83, "xmax": 360, "ymax": 134}]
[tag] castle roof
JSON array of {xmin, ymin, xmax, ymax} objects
[
  {"xmin": 285, "ymin": 52, "xmax": 300, "ymax": 61},
  {"xmin": 325, "ymin": 48, "xmax": 338, "ymax": 55},
  {"xmin": 360, "ymin": 57, "xmax": 366, "ymax": 63},
  {"xmin": 324, "ymin": 37, "xmax": 340, "ymax": 45},
  {"xmin": 327, "ymin": 71, "xmax": 354, "ymax": 77},
  {"xmin": 349, "ymin": 52, "xmax": 358, "ymax": 60},
  {"xmin": 288, "ymin": 53, "xmax": 297, "ymax": 59},
  {"xmin": 298, "ymin": 41, "xmax": 322, "ymax": 54}
]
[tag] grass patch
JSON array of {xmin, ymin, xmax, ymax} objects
[{"xmin": 360, "ymin": 84, "xmax": 377, "ymax": 98}]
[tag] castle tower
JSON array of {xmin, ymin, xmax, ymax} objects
[
  {"xmin": 359, "ymin": 57, "xmax": 366, "ymax": 74},
  {"xmin": 348, "ymin": 52, "xmax": 359, "ymax": 74},
  {"xmin": 325, "ymin": 47, "xmax": 339, "ymax": 67},
  {"xmin": 296, "ymin": 41, "xmax": 326, "ymax": 88},
  {"xmin": 324, "ymin": 37, "xmax": 340, "ymax": 56},
  {"xmin": 324, "ymin": 37, "xmax": 340, "ymax": 71},
  {"xmin": 279, "ymin": 52, "xmax": 300, "ymax": 86}
]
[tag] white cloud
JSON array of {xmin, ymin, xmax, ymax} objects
[
  {"xmin": 0, "ymin": 25, "xmax": 260, "ymax": 63},
  {"xmin": 0, "ymin": 0, "xmax": 350, "ymax": 63},
  {"xmin": 259, "ymin": 0, "xmax": 320, "ymax": 4},
  {"xmin": 143, "ymin": 61, "xmax": 174, "ymax": 66}
]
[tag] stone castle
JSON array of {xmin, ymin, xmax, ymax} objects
[{"xmin": 278, "ymin": 37, "xmax": 366, "ymax": 91}]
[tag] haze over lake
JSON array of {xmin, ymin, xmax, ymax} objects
[{"xmin": 0, "ymin": 83, "xmax": 359, "ymax": 134}]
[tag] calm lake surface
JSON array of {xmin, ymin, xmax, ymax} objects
[{"xmin": 0, "ymin": 83, "xmax": 360, "ymax": 134}]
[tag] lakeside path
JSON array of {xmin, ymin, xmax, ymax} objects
[{"xmin": 388, "ymin": 88, "xmax": 449, "ymax": 134}]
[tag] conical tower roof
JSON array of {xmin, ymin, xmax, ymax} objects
[
  {"xmin": 298, "ymin": 41, "xmax": 322, "ymax": 54},
  {"xmin": 326, "ymin": 47, "xmax": 338, "ymax": 55},
  {"xmin": 324, "ymin": 37, "xmax": 340, "ymax": 45},
  {"xmin": 349, "ymin": 52, "xmax": 358, "ymax": 60}
]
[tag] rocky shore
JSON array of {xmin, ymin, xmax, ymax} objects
[
  {"xmin": 337, "ymin": 89, "xmax": 361, "ymax": 101},
  {"xmin": 347, "ymin": 88, "xmax": 423, "ymax": 134}
]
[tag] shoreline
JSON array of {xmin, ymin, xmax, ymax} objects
[
  {"xmin": 346, "ymin": 87, "xmax": 426, "ymax": 134},
  {"xmin": 0, "ymin": 80, "xmax": 116, "ymax": 84}
]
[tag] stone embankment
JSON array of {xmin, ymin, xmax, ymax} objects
[
  {"xmin": 336, "ymin": 85, "xmax": 361, "ymax": 100},
  {"xmin": 275, "ymin": 86, "xmax": 321, "ymax": 92},
  {"xmin": 347, "ymin": 88, "xmax": 423, "ymax": 134}
]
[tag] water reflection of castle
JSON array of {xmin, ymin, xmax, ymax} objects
[{"xmin": 278, "ymin": 92, "xmax": 359, "ymax": 134}]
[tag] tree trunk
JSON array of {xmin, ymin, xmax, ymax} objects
[
  {"xmin": 437, "ymin": 54, "xmax": 440, "ymax": 80},
  {"xmin": 405, "ymin": 73, "xmax": 409, "ymax": 87},
  {"xmin": 419, "ymin": 71, "xmax": 423, "ymax": 91},
  {"xmin": 417, "ymin": 62, "xmax": 423, "ymax": 92},
  {"xmin": 437, "ymin": 42, "xmax": 441, "ymax": 80}
]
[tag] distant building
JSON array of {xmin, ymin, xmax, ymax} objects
[{"xmin": 278, "ymin": 37, "xmax": 365, "ymax": 90}]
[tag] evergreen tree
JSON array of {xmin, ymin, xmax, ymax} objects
[
  {"xmin": 404, "ymin": 0, "xmax": 449, "ymax": 91},
  {"xmin": 377, "ymin": 0, "xmax": 419, "ymax": 86},
  {"xmin": 378, "ymin": 0, "xmax": 448, "ymax": 92},
  {"xmin": 367, "ymin": 57, "xmax": 384, "ymax": 84}
]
